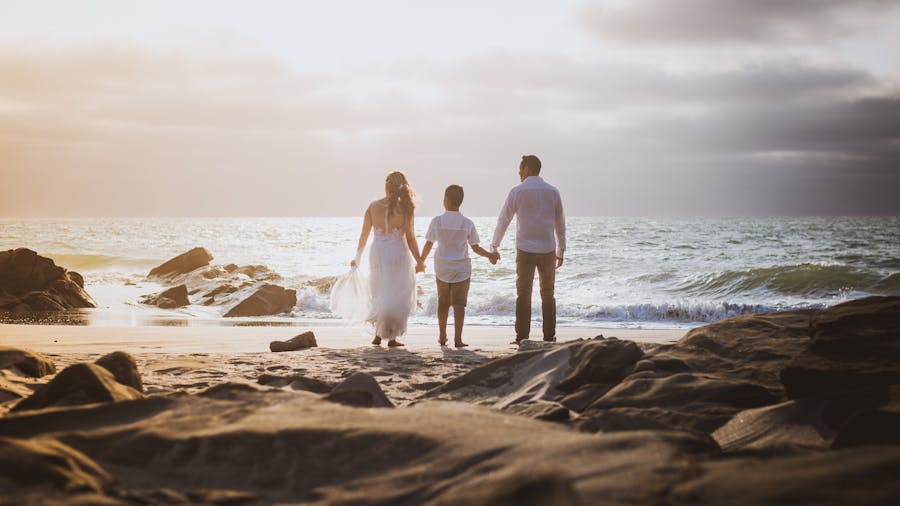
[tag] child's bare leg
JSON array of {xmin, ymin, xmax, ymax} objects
[
  {"xmin": 453, "ymin": 305, "xmax": 467, "ymax": 347},
  {"xmin": 437, "ymin": 300, "xmax": 450, "ymax": 345}
]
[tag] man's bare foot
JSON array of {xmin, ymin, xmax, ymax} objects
[
  {"xmin": 372, "ymin": 336, "xmax": 382, "ymax": 345},
  {"xmin": 438, "ymin": 336, "xmax": 448, "ymax": 346},
  {"xmin": 454, "ymin": 341, "xmax": 468, "ymax": 348},
  {"xmin": 387, "ymin": 339, "xmax": 404, "ymax": 347}
]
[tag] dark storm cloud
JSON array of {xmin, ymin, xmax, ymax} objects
[{"xmin": 581, "ymin": 0, "xmax": 900, "ymax": 44}]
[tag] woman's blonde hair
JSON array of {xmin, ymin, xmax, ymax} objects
[{"xmin": 385, "ymin": 171, "xmax": 415, "ymax": 217}]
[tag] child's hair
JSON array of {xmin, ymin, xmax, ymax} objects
[
  {"xmin": 385, "ymin": 171, "xmax": 415, "ymax": 217},
  {"xmin": 445, "ymin": 185, "xmax": 464, "ymax": 208}
]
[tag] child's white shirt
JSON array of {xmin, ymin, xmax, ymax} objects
[{"xmin": 425, "ymin": 211, "xmax": 480, "ymax": 283}]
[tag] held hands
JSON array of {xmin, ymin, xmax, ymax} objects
[
  {"xmin": 415, "ymin": 259, "xmax": 426, "ymax": 274},
  {"xmin": 488, "ymin": 251, "xmax": 500, "ymax": 265}
]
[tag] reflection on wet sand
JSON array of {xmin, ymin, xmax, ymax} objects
[{"xmin": 0, "ymin": 309, "xmax": 310, "ymax": 328}]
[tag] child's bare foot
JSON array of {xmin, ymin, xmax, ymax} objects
[
  {"xmin": 372, "ymin": 336, "xmax": 382, "ymax": 345},
  {"xmin": 387, "ymin": 339, "xmax": 404, "ymax": 347},
  {"xmin": 454, "ymin": 341, "xmax": 468, "ymax": 348}
]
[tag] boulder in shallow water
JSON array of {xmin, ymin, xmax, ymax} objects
[
  {"xmin": 95, "ymin": 351, "xmax": 143, "ymax": 392},
  {"xmin": 0, "ymin": 347, "xmax": 56, "ymax": 378},
  {"xmin": 12, "ymin": 363, "xmax": 143, "ymax": 412},
  {"xmin": 224, "ymin": 284, "xmax": 297, "ymax": 317},
  {"xmin": 148, "ymin": 247, "xmax": 213, "ymax": 278},
  {"xmin": 269, "ymin": 331, "xmax": 317, "ymax": 352},
  {"xmin": 143, "ymin": 284, "xmax": 190, "ymax": 309},
  {"xmin": 0, "ymin": 248, "xmax": 96, "ymax": 311}
]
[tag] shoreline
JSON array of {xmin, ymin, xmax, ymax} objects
[{"xmin": 0, "ymin": 323, "xmax": 685, "ymax": 354}]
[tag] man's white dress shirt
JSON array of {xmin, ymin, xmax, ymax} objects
[{"xmin": 491, "ymin": 176, "xmax": 566, "ymax": 257}]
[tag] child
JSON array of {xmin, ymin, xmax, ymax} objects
[{"xmin": 421, "ymin": 185, "xmax": 498, "ymax": 347}]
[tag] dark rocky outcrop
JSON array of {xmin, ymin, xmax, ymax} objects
[
  {"xmin": 324, "ymin": 372, "xmax": 393, "ymax": 408},
  {"xmin": 781, "ymin": 296, "xmax": 900, "ymax": 399},
  {"xmin": 0, "ymin": 347, "xmax": 55, "ymax": 378},
  {"xmin": 0, "ymin": 248, "xmax": 95, "ymax": 311},
  {"xmin": 148, "ymin": 247, "xmax": 214, "ymax": 278},
  {"xmin": 269, "ymin": 331, "xmax": 317, "ymax": 352},
  {"xmin": 94, "ymin": 351, "xmax": 143, "ymax": 392},
  {"xmin": 224, "ymin": 284, "xmax": 297, "ymax": 317},
  {"xmin": 257, "ymin": 374, "xmax": 335, "ymax": 393},
  {"xmin": 0, "ymin": 436, "xmax": 115, "ymax": 502},
  {"xmin": 141, "ymin": 284, "xmax": 190, "ymax": 309},
  {"xmin": 11, "ymin": 363, "xmax": 143, "ymax": 412}
]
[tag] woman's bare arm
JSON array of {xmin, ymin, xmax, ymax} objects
[
  {"xmin": 351, "ymin": 204, "xmax": 373, "ymax": 267},
  {"xmin": 404, "ymin": 212, "xmax": 424, "ymax": 272}
]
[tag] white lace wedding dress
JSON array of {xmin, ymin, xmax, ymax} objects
[
  {"xmin": 330, "ymin": 213, "xmax": 416, "ymax": 341},
  {"xmin": 368, "ymin": 223, "xmax": 416, "ymax": 340}
]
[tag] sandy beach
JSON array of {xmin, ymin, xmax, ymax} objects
[{"xmin": 0, "ymin": 324, "xmax": 683, "ymax": 408}]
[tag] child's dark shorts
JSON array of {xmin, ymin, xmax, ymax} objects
[{"xmin": 436, "ymin": 277, "xmax": 471, "ymax": 307}]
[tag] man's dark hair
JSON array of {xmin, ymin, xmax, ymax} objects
[
  {"xmin": 521, "ymin": 155, "xmax": 542, "ymax": 175},
  {"xmin": 445, "ymin": 185, "xmax": 464, "ymax": 208}
]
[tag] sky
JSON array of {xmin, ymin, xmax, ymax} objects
[{"xmin": 1, "ymin": 0, "xmax": 899, "ymax": 217}]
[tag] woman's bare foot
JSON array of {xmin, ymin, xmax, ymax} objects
[
  {"xmin": 454, "ymin": 341, "xmax": 468, "ymax": 348},
  {"xmin": 438, "ymin": 336, "xmax": 448, "ymax": 346},
  {"xmin": 387, "ymin": 339, "xmax": 405, "ymax": 347},
  {"xmin": 372, "ymin": 336, "xmax": 382, "ymax": 345}
]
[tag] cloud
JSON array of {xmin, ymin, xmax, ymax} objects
[
  {"xmin": 0, "ymin": 43, "xmax": 898, "ymax": 217},
  {"xmin": 581, "ymin": 0, "xmax": 900, "ymax": 44}
]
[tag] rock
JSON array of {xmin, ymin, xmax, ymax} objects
[
  {"xmin": 424, "ymin": 345, "xmax": 575, "ymax": 409},
  {"xmin": 148, "ymin": 247, "xmax": 213, "ymax": 278},
  {"xmin": 143, "ymin": 284, "xmax": 190, "ymax": 309},
  {"xmin": 324, "ymin": 372, "xmax": 393, "ymax": 407},
  {"xmin": 669, "ymin": 445, "xmax": 900, "ymax": 505},
  {"xmin": 0, "ymin": 436, "xmax": 115, "ymax": 498},
  {"xmin": 556, "ymin": 337, "xmax": 643, "ymax": 392},
  {"xmin": 257, "ymin": 374, "xmax": 334, "ymax": 393},
  {"xmin": 269, "ymin": 331, "xmax": 317, "ymax": 352},
  {"xmin": 12, "ymin": 363, "xmax": 143, "ymax": 412},
  {"xmin": 428, "ymin": 470, "xmax": 580, "ymax": 506},
  {"xmin": 781, "ymin": 296, "xmax": 900, "ymax": 398},
  {"xmin": 504, "ymin": 401, "xmax": 571, "ymax": 422},
  {"xmin": 21, "ymin": 291, "xmax": 66, "ymax": 310},
  {"xmin": 68, "ymin": 270, "xmax": 85, "ymax": 288},
  {"xmin": 0, "ymin": 347, "xmax": 56, "ymax": 377},
  {"xmin": 305, "ymin": 275, "xmax": 337, "ymax": 294},
  {"xmin": 712, "ymin": 398, "xmax": 836, "ymax": 452},
  {"xmin": 584, "ymin": 373, "xmax": 779, "ymax": 433},
  {"xmin": 831, "ymin": 385, "xmax": 900, "ymax": 449},
  {"xmin": 224, "ymin": 284, "xmax": 297, "ymax": 317},
  {"xmin": 224, "ymin": 263, "xmax": 239, "ymax": 273},
  {"xmin": 0, "ymin": 393, "xmax": 723, "ymax": 505},
  {"xmin": 0, "ymin": 248, "xmax": 96, "ymax": 310},
  {"xmin": 95, "ymin": 351, "xmax": 143, "ymax": 392}
]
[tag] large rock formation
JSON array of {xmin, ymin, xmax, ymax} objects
[
  {"xmin": 224, "ymin": 284, "xmax": 297, "ymax": 317},
  {"xmin": 0, "ymin": 248, "xmax": 95, "ymax": 312},
  {"xmin": 148, "ymin": 247, "xmax": 214, "ymax": 278}
]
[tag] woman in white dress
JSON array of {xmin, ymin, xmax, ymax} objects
[{"xmin": 350, "ymin": 171, "xmax": 425, "ymax": 346}]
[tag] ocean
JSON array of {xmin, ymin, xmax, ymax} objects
[{"xmin": 2, "ymin": 217, "xmax": 898, "ymax": 329}]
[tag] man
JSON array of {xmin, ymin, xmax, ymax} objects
[{"xmin": 491, "ymin": 154, "xmax": 566, "ymax": 343}]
